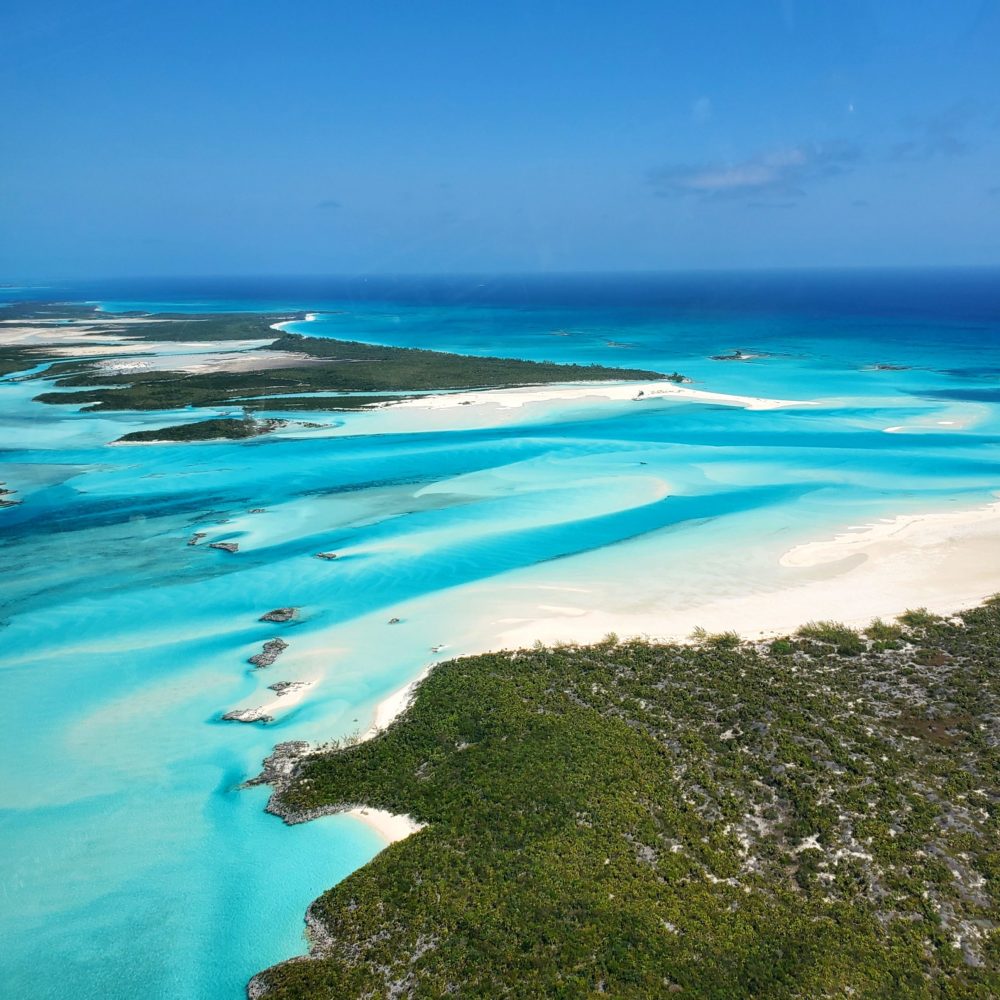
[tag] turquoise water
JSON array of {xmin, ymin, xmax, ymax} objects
[{"xmin": 2, "ymin": 273, "xmax": 999, "ymax": 998}]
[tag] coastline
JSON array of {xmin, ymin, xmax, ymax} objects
[{"xmin": 270, "ymin": 497, "xmax": 1000, "ymax": 775}]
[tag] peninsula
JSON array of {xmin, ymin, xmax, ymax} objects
[{"xmin": 250, "ymin": 604, "xmax": 1000, "ymax": 998}]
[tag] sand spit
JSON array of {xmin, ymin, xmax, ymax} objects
[{"xmin": 383, "ymin": 380, "xmax": 811, "ymax": 412}]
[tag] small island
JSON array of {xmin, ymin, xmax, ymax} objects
[{"xmin": 116, "ymin": 415, "xmax": 288, "ymax": 443}]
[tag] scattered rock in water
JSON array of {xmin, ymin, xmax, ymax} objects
[
  {"xmin": 0, "ymin": 483, "xmax": 20, "ymax": 508},
  {"xmin": 249, "ymin": 637, "xmax": 289, "ymax": 668},
  {"xmin": 298, "ymin": 421, "xmax": 325, "ymax": 429},
  {"xmin": 209, "ymin": 541, "xmax": 239, "ymax": 553},
  {"xmin": 869, "ymin": 363, "xmax": 911, "ymax": 371},
  {"xmin": 431, "ymin": 644, "xmax": 445, "ymax": 653},
  {"xmin": 268, "ymin": 681, "xmax": 310, "ymax": 697},
  {"xmin": 388, "ymin": 617, "xmax": 402, "ymax": 625},
  {"xmin": 187, "ymin": 531, "xmax": 207, "ymax": 546},
  {"xmin": 711, "ymin": 349, "xmax": 751, "ymax": 361},
  {"xmin": 222, "ymin": 707, "xmax": 273, "ymax": 724},
  {"xmin": 259, "ymin": 607, "xmax": 298, "ymax": 623},
  {"xmin": 248, "ymin": 508, "xmax": 267, "ymax": 514},
  {"xmin": 315, "ymin": 551, "xmax": 339, "ymax": 560}
]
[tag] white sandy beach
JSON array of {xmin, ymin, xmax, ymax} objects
[
  {"xmin": 347, "ymin": 808, "xmax": 425, "ymax": 843},
  {"xmin": 385, "ymin": 380, "xmax": 811, "ymax": 412},
  {"xmin": 361, "ymin": 664, "xmax": 434, "ymax": 741},
  {"xmin": 492, "ymin": 497, "xmax": 1000, "ymax": 648}
]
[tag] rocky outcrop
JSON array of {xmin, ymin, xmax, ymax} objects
[
  {"xmin": 243, "ymin": 742, "xmax": 358, "ymax": 824},
  {"xmin": 209, "ymin": 541, "xmax": 239, "ymax": 553},
  {"xmin": 187, "ymin": 532, "xmax": 206, "ymax": 546},
  {"xmin": 315, "ymin": 551, "xmax": 338, "ymax": 560},
  {"xmin": 222, "ymin": 707, "xmax": 273, "ymax": 724},
  {"xmin": 248, "ymin": 638, "xmax": 288, "ymax": 668},
  {"xmin": 242, "ymin": 740, "xmax": 313, "ymax": 789},
  {"xmin": 0, "ymin": 483, "xmax": 20, "ymax": 508},
  {"xmin": 259, "ymin": 607, "xmax": 298, "ymax": 623},
  {"xmin": 268, "ymin": 681, "xmax": 310, "ymax": 697}
]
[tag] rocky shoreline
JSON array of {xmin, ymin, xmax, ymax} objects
[
  {"xmin": 246, "ymin": 901, "xmax": 335, "ymax": 1000},
  {"xmin": 242, "ymin": 742, "xmax": 393, "ymax": 998}
]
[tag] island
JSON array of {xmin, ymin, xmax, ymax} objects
[
  {"xmin": 5, "ymin": 305, "xmax": 669, "ymax": 417},
  {"xmin": 248, "ymin": 603, "xmax": 1000, "ymax": 998}
]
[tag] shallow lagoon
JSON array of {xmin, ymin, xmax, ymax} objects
[{"xmin": 1, "ymin": 274, "xmax": 999, "ymax": 998}]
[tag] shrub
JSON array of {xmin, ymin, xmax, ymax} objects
[
  {"xmin": 866, "ymin": 618, "xmax": 903, "ymax": 643},
  {"xmin": 897, "ymin": 607, "xmax": 941, "ymax": 628},
  {"xmin": 796, "ymin": 620, "xmax": 865, "ymax": 656}
]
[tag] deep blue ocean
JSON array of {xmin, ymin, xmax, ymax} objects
[{"xmin": 1, "ymin": 271, "xmax": 999, "ymax": 999}]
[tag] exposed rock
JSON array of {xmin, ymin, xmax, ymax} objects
[
  {"xmin": 249, "ymin": 637, "xmax": 289, "ymax": 668},
  {"xmin": 222, "ymin": 707, "xmax": 273, "ymax": 724},
  {"xmin": 869, "ymin": 363, "xmax": 911, "ymax": 371},
  {"xmin": 315, "ymin": 551, "xmax": 338, "ymax": 560},
  {"xmin": 387, "ymin": 617, "xmax": 402, "ymax": 624},
  {"xmin": 259, "ymin": 607, "xmax": 298, "ymax": 623},
  {"xmin": 711, "ymin": 349, "xmax": 751, "ymax": 361},
  {"xmin": 187, "ymin": 531, "xmax": 206, "ymax": 546},
  {"xmin": 268, "ymin": 681, "xmax": 310, "ymax": 697},
  {"xmin": 0, "ymin": 483, "xmax": 20, "ymax": 508},
  {"xmin": 209, "ymin": 541, "xmax": 239, "ymax": 553},
  {"xmin": 243, "ymin": 740, "xmax": 314, "ymax": 789},
  {"xmin": 248, "ymin": 507, "xmax": 267, "ymax": 514}
]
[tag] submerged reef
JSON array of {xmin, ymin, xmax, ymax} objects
[{"xmin": 249, "ymin": 602, "xmax": 1000, "ymax": 999}]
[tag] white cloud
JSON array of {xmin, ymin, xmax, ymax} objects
[{"xmin": 649, "ymin": 141, "xmax": 860, "ymax": 200}]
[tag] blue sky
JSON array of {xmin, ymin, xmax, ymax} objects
[{"xmin": 1, "ymin": 0, "xmax": 998, "ymax": 277}]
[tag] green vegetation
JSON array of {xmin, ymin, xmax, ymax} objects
[
  {"xmin": 899, "ymin": 607, "xmax": 944, "ymax": 628},
  {"xmin": 252, "ymin": 604, "xmax": 1000, "ymax": 999},
  {"xmin": 866, "ymin": 617, "xmax": 905, "ymax": 644},
  {"xmin": 33, "ymin": 332, "xmax": 665, "ymax": 412},
  {"xmin": 795, "ymin": 619, "xmax": 866, "ymax": 656},
  {"xmin": 116, "ymin": 415, "xmax": 287, "ymax": 443}
]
